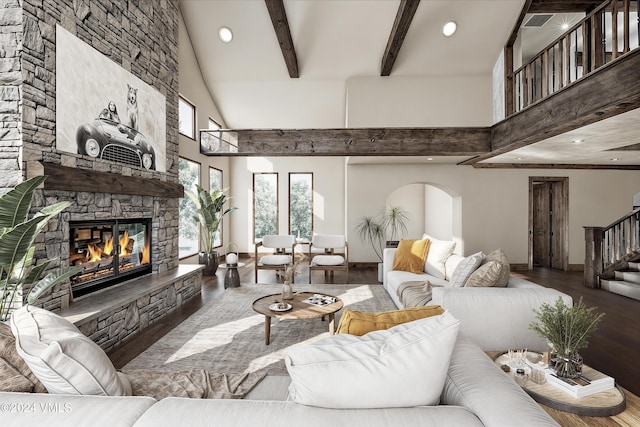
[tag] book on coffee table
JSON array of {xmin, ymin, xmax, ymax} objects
[
  {"xmin": 302, "ymin": 294, "xmax": 337, "ymax": 307},
  {"xmin": 545, "ymin": 365, "xmax": 614, "ymax": 398}
]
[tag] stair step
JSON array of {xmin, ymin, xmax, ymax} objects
[
  {"xmin": 600, "ymin": 280, "xmax": 640, "ymax": 301},
  {"xmin": 614, "ymin": 271, "xmax": 640, "ymax": 284},
  {"xmin": 630, "ymin": 262, "xmax": 640, "ymax": 271}
]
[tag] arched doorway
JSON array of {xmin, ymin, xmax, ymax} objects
[{"xmin": 386, "ymin": 182, "xmax": 462, "ymax": 253}]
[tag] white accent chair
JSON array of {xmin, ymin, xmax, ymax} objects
[
  {"xmin": 255, "ymin": 235, "xmax": 296, "ymax": 282},
  {"xmin": 308, "ymin": 234, "xmax": 348, "ymax": 284}
]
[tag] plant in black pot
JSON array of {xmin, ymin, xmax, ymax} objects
[{"xmin": 185, "ymin": 185, "xmax": 237, "ymax": 276}]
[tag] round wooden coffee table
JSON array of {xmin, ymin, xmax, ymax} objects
[
  {"xmin": 252, "ymin": 291, "xmax": 344, "ymax": 345},
  {"xmin": 493, "ymin": 351, "xmax": 626, "ymax": 416}
]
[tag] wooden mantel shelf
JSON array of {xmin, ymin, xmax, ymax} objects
[{"xmin": 30, "ymin": 162, "xmax": 183, "ymax": 198}]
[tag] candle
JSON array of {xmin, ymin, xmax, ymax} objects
[{"xmin": 226, "ymin": 253, "xmax": 238, "ymax": 265}]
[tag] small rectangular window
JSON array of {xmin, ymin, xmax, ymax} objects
[
  {"xmin": 289, "ymin": 173, "xmax": 313, "ymax": 241},
  {"xmin": 253, "ymin": 173, "xmax": 278, "ymax": 242},
  {"xmin": 179, "ymin": 157, "xmax": 200, "ymax": 258},
  {"xmin": 179, "ymin": 96, "xmax": 195, "ymax": 139},
  {"xmin": 209, "ymin": 167, "xmax": 223, "ymax": 248}
]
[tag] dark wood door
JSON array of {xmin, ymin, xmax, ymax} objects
[
  {"xmin": 533, "ymin": 182, "xmax": 551, "ymax": 267},
  {"xmin": 550, "ymin": 180, "xmax": 565, "ymax": 269}
]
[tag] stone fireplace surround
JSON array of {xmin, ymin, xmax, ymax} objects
[
  {"xmin": 0, "ymin": 0, "xmax": 200, "ymax": 351},
  {"xmin": 26, "ymin": 161, "xmax": 202, "ymax": 352}
]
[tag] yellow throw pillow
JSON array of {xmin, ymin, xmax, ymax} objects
[
  {"xmin": 392, "ymin": 239, "xmax": 431, "ymax": 274},
  {"xmin": 336, "ymin": 305, "xmax": 445, "ymax": 336}
]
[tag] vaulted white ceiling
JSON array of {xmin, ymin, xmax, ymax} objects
[
  {"xmin": 180, "ymin": 0, "xmax": 640, "ymax": 167},
  {"xmin": 180, "ymin": 0, "xmax": 525, "ymax": 129}
]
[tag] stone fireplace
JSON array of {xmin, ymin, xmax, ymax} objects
[
  {"xmin": 69, "ymin": 218, "xmax": 152, "ymax": 298},
  {"xmin": 0, "ymin": 0, "xmax": 203, "ymax": 351}
]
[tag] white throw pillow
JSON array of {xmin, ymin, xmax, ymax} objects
[
  {"xmin": 449, "ymin": 252, "xmax": 485, "ymax": 288},
  {"xmin": 422, "ymin": 234, "xmax": 456, "ymax": 280},
  {"xmin": 285, "ymin": 311, "xmax": 460, "ymax": 409},
  {"xmin": 311, "ymin": 255, "xmax": 345, "ymax": 266},
  {"xmin": 259, "ymin": 254, "xmax": 291, "ymax": 266},
  {"xmin": 10, "ymin": 306, "xmax": 131, "ymax": 396}
]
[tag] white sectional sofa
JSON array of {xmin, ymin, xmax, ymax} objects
[
  {"xmin": 383, "ymin": 247, "xmax": 573, "ymax": 352},
  {"xmin": 1, "ymin": 335, "xmax": 559, "ymax": 427}
]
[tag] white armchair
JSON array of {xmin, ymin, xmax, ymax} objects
[
  {"xmin": 255, "ymin": 235, "xmax": 296, "ymax": 283},
  {"xmin": 308, "ymin": 234, "xmax": 348, "ymax": 284}
]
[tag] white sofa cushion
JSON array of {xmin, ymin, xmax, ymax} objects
[
  {"xmin": 10, "ymin": 306, "xmax": 131, "ymax": 396},
  {"xmin": 449, "ymin": 252, "xmax": 485, "ymax": 288},
  {"xmin": 259, "ymin": 254, "xmax": 292, "ymax": 266},
  {"xmin": 285, "ymin": 312, "xmax": 460, "ymax": 409},
  {"xmin": 422, "ymin": 234, "xmax": 456, "ymax": 280},
  {"xmin": 310, "ymin": 255, "xmax": 345, "ymax": 266}
]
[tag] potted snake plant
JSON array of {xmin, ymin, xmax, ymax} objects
[{"xmin": 185, "ymin": 185, "xmax": 237, "ymax": 276}]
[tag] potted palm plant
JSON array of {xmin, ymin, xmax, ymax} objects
[
  {"xmin": 355, "ymin": 206, "xmax": 411, "ymax": 283},
  {"xmin": 0, "ymin": 176, "xmax": 82, "ymax": 321},
  {"xmin": 185, "ymin": 185, "xmax": 237, "ymax": 276},
  {"xmin": 529, "ymin": 297, "xmax": 604, "ymax": 378},
  {"xmin": 380, "ymin": 206, "xmax": 410, "ymax": 248}
]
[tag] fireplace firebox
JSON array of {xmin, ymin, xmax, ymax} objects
[{"xmin": 69, "ymin": 219, "xmax": 152, "ymax": 298}]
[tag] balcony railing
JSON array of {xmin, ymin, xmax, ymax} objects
[
  {"xmin": 584, "ymin": 208, "xmax": 640, "ymax": 288},
  {"xmin": 508, "ymin": 0, "xmax": 639, "ymax": 115}
]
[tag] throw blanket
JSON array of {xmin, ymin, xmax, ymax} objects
[
  {"xmin": 397, "ymin": 281, "xmax": 443, "ymax": 307},
  {"xmin": 124, "ymin": 370, "xmax": 265, "ymax": 400}
]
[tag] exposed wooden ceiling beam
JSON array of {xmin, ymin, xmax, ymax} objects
[
  {"xmin": 381, "ymin": 0, "xmax": 421, "ymax": 76},
  {"xmin": 461, "ymin": 46, "xmax": 640, "ymax": 165},
  {"xmin": 528, "ymin": 1, "xmax": 605, "ymax": 13},
  {"xmin": 265, "ymin": 0, "xmax": 299, "ymax": 78},
  {"xmin": 225, "ymin": 128, "xmax": 490, "ymax": 156},
  {"xmin": 472, "ymin": 163, "xmax": 640, "ymax": 170}
]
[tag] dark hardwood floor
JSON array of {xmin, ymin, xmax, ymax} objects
[{"xmin": 107, "ymin": 261, "xmax": 640, "ymax": 398}]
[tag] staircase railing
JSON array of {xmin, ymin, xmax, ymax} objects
[
  {"xmin": 507, "ymin": 0, "xmax": 639, "ymax": 115},
  {"xmin": 584, "ymin": 208, "xmax": 640, "ymax": 287}
]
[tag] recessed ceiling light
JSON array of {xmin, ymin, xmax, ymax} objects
[
  {"xmin": 443, "ymin": 21, "xmax": 457, "ymax": 37},
  {"xmin": 571, "ymin": 139, "xmax": 584, "ymax": 144},
  {"xmin": 516, "ymin": 157, "xmax": 524, "ymax": 160},
  {"xmin": 427, "ymin": 157, "xmax": 433, "ymax": 161},
  {"xmin": 561, "ymin": 22, "xmax": 570, "ymax": 30},
  {"xmin": 218, "ymin": 27, "xmax": 233, "ymax": 43},
  {"xmin": 611, "ymin": 158, "xmax": 621, "ymax": 161}
]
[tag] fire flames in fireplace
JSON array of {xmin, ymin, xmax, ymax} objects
[{"xmin": 69, "ymin": 220, "xmax": 152, "ymax": 297}]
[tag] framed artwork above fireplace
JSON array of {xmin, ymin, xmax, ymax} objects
[{"xmin": 55, "ymin": 25, "xmax": 167, "ymax": 173}]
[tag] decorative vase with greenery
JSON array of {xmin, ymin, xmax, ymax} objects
[
  {"xmin": 0, "ymin": 176, "xmax": 82, "ymax": 321},
  {"xmin": 185, "ymin": 185, "xmax": 237, "ymax": 276},
  {"xmin": 529, "ymin": 297, "xmax": 605, "ymax": 378},
  {"xmin": 355, "ymin": 206, "xmax": 410, "ymax": 282}
]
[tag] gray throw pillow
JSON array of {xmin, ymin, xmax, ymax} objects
[{"xmin": 449, "ymin": 252, "xmax": 485, "ymax": 287}]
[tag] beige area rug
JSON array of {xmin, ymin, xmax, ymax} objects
[{"xmin": 123, "ymin": 284, "xmax": 396, "ymax": 393}]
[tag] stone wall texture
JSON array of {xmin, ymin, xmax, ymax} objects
[
  {"xmin": 0, "ymin": 0, "xmax": 23, "ymax": 193},
  {"xmin": 1, "ymin": 0, "xmax": 183, "ymax": 314}
]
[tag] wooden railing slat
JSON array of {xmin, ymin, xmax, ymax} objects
[{"xmin": 510, "ymin": 0, "xmax": 638, "ymax": 115}]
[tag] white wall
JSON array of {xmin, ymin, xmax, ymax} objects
[
  {"xmin": 346, "ymin": 163, "xmax": 640, "ymax": 265},
  {"xmin": 178, "ymin": 11, "xmax": 230, "ymax": 263},
  {"xmin": 386, "ymin": 184, "xmax": 424, "ymax": 241},
  {"xmin": 424, "ymin": 185, "xmax": 454, "ymax": 241},
  {"xmin": 230, "ymin": 157, "xmax": 346, "ymax": 253},
  {"xmin": 346, "ymin": 75, "xmax": 493, "ymax": 127}
]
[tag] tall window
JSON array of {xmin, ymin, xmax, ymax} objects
[
  {"xmin": 289, "ymin": 173, "xmax": 313, "ymax": 241},
  {"xmin": 179, "ymin": 96, "xmax": 195, "ymax": 139},
  {"xmin": 209, "ymin": 167, "xmax": 223, "ymax": 248},
  {"xmin": 253, "ymin": 173, "xmax": 278, "ymax": 241},
  {"xmin": 179, "ymin": 157, "xmax": 200, "ymax": 258}
]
